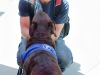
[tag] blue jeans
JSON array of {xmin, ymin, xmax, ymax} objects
[{"xmin": 17, "ymin": 37, "xmax": 73, "ymax": 72}]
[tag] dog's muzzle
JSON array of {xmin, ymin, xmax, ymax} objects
[{"xmin": 21, "ymin": 44, "xmax": 57, "ymax": 62}]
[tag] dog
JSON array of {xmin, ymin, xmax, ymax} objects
[{"xmin": 20, "ymin": 10, "xmax": 62, "ymax": 75}]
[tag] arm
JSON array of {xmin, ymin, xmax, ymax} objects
[
  {"xmin": 18, "ymin": 0, "xmax": 30, "ymax": 40},
  {"xmin": 52, "ymin": 0, "xmax": 69, "ymax": 41},
  {"xmin": 20, "ymin": 16, "xmax": 30, "ymax": 40},
  {"xmin": 51, "ymin": 24, "xmax": 64, "ymax": 41}
]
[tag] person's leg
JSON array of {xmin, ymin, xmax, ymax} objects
[
  {"xmin": 17, "ymin": 67, "xmax": 22, "ymax": 75},
  {"xmin": 17, "ymin": 38, "xmax": 27, "ymax": 75},
  {"xmin": 55, "ymin": 38, "xmax": 73, "ymax": 72},
  {"xmin": 17, "ymin": 38, "xmax": 27, "ymax": 67}
]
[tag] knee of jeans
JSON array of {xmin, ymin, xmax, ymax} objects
[
  {"xmin": 59, "ymin": 55, "xmax": 73, "ymax": 68},
  {"xmin": 17, "ymin": 38, "xmax": 27, "ymax": 67},
  {"xmin": 17, "ymin": 59, "xmax": 20, "ymax": 66},
  {"xmin": 17, "ymin": 53, "xmax": 21, "ymax": 67}
]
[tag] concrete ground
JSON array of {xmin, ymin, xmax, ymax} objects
[{"xmin": 0, "ymin": 0, "xmax": 100, "ymax": 75}]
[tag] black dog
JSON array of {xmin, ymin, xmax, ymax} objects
[{"xmin": 20, "ymin": 10, "xmax": 62, "ymax": 75}]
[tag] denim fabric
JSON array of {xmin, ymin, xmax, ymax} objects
[
  {"xmin": 55, "ymin": 37, "xmax": 73, "ymax": 72},
  {"xmin": 17, "ymin": 37, "xmax": 73, "ymax": 72}
]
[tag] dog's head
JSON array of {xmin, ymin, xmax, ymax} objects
[
  {"xmin": 26, "ymin": 10, "xmax": 57, "ymax": 49},
  {"xmin": 29, "ymin": 10, "xmax": 57, "ymax": 38}
]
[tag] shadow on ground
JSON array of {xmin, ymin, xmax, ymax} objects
[
  {"xmin": 63, "ymin": 62, "xmax": 84, "ymax": 75},
  {"xmin": 0, "ymin": 64, "xmax": 17, "ymax": 75},
  {"xmin": 0, "ymin": 12, "xmax": 5, "ymax": 16},
  {"xmin": 0, "ymin": 62, "xmax": 84, "ymax": 75}
]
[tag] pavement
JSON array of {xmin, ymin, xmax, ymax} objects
[{"xmin": 0, "ymin": 0, "xmax": 100, "ymax": 75}]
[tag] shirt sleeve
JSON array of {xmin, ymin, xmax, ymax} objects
[
  {"xmin": 55, "ymin": 0, "xmax": 69, "ymax": 24},
  {"xmin": 18, "ymin": 0, "xmax": 29, "ymax": 16}
]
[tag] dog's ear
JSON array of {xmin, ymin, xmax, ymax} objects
[
  {"xmin": 29, "ymin": 22, "xmax": 34, "ymax": 37},
  {"xmin": 29, "ymin": 22, "xmax": 37, "ymax": 37},
  {"xmin": 48, "ymin": 21, "xmax": 57, "ymax": 37}
]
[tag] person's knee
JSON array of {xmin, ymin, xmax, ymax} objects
[
  {"xmin": 59, "ymin": 55, "xmax": 73, "ymax": 69},
  {"xmin": 63, "ymin": 55, "xmax": 73, "ymax": 68},
  {"xmin": 58, "ymin": 55, "xmax": 73, "ymax": 72},
  {"xmin": 55, "ymin": 38, "xmax": 73, "ymax": 70},
  {"xmin": 17, "ymin": 51, "xmax": 20, "ymax": 66},
  {"xmin": 17, "ymin": 38, "xmax": 27, "ymax": 67}
]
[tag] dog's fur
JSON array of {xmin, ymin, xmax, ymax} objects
[{"xmin": 20, "ymin": 11, "xmax": 62, "ymax": 75}]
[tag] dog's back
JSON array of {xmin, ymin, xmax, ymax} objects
[{"xmin": 23, "ymin": 50, "xmax": 62, "ymax": 75}]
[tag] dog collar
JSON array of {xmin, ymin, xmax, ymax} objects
[{"xmin": 21, "ymin": 43, "xmax": 57, "ymax": 62}]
